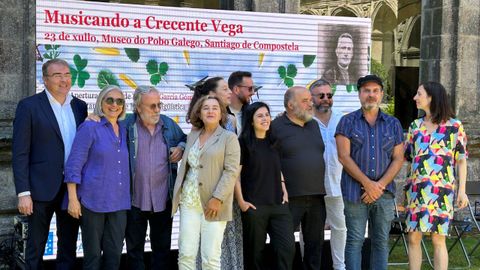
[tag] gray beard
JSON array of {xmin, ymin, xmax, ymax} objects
[
  {"xmin": 315, "ymin": 104, "xmax": 331, "ymax": 113},
  {"xmin": 293, "ymin": 107, "xmax": 313, "ymax": 122}
]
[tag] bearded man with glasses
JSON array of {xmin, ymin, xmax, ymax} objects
[
  {"xmin": 309, "ymin": 79, "xmax": 347, "ymax": 270},
  {"xmin": 124, "ymin": 86, "xmax": 186, "ymax": 270},
  {"xmin": 12, "ymin": 58, "xmax": 87, "ymax": 269},
  {"xmin": 227, "ymin": 71, "xmax": 255, "ymax": 134}
]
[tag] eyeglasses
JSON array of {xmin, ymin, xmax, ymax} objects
[
  {"xmin": 146, "ymin": 102, "xmax": 162, "ymax": 110},
  {"xmin": 312, "ymin": 93, "xmax": 333, "ymax": 99},
  {"xmin": 47, "ymin": 73, "xmax": 72, "ymax": 79},
  {"xmin": 104, "ymin": 97, "xmax": 125, "ymax": 106},
  {"xmin": 237, "ymin": 85, "xmax": 255, "ymax": 92}
]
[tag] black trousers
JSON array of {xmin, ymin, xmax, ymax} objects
[
  {"xmin": 80, "ymin": 206, "xmax": 126, "ymax": 270},
  {"xmin": 241, "ymin": 204, "xmax": 295, "ymax": 270},
  {"xmin": 289, "ymin": 195, "xmax": 326, "ymax": 270},
  {"xmin": 25, "ymin": 187, "xmax": 79, "ymax": 270},
  {"xmin": 125, "ymin": 203, "xmax": 173, "ymax": 270}
]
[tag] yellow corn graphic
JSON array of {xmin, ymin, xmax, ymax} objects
[
  {"xmin": 93, "ymin": 48, "xmax": 120, "ymax": 55},
  {"xmin": 258, "ymin": 52, "xmax": 265, "ymax": 67},
  {"xmin": 119, "ymin": 74, "xmax": 137, "ymax": 89},
  {"xmin": 183, "ymin": 50, "xmax": 190, "ymax": 65},
  {"xmin": 174, "ymin": 115, "xmax": 180, "ymax": 123}
]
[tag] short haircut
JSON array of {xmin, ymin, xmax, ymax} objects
[
  {"xmin": 93, "ymin": 85, "xmax": 126, "ymax": 120},
  {"xmin": 133, "ymin": 85, "xmax": 160, "ymax": 113},
  {"xmin": 283, "ymin": 87, "xmax": 296, "ymax": 108},
  {"xmin": 42, "ymin": 58, "xmax": 70, "ymax": 77},
  {"xmin": 189, "ymin": 95, "xmax": 227, "ymax": 129},
  {"xmin": 228, "ymin": 71, "xmax": 252, "ymax": 90},
  {"xmin": 420, "ymin": 81, "xmax": 455, "ymax": 124},
  {"xmin": 337, "ymin": 33, "xmax": 353, "ymax": 45},
  {"xmin": 308, "ymin": 79, "xmax": 331, "ymax": 92}
]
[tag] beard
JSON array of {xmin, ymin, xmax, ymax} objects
[
  {"xmin": 361, "ymin": 100, "xmax": 380, "ymax": 111},
  {"xmin": 140, "ymin": 112, "xmax": 160, "ymax": 126},
  {"xmin": 293, "ymin": 105, "xmax": 313, "ymax": 122},
  {"xmin": 314, "ymin": 103, "xmax": 332, "ymax": 113},
  {"xmin": 238, "ymin": 94, "xmax": 250, "ymax": 105}
]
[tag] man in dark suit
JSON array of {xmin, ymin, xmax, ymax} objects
[{"xmin": 13, "ymin": 58, "xmax": 88, "ymax": 269}]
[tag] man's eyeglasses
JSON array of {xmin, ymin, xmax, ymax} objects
[
  {"xmin": 237, "ymin": 85, "xmax": 255, "ymax": 93},
  {"xmin": 312, "ymin": 93, "xmax": 333, "ymax": 99},
  {"xmin": 104, "ymin": 97, "xmax": 125, "ymax": 106},
  {"xmin": 47, "ymin": 73, "xmax": 72, "ymax": 80},
  {"xmin": 146, "ymin": 103, "xmax": 162, "ymax": 110}
]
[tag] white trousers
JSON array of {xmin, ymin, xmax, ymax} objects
[
  {"xmin": 178, "ymin": 205, "xmax": 227, "ymax": 270},
  {"xmin": 325, "ymin": 195, "xmax": 347, "ymax": 270}
]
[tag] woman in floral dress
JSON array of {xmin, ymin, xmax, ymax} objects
[{"xmin": 404, "ymin": 81, "xmax": 469, "ymax": 270}]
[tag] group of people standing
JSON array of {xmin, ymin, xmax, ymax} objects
[{"xmin": 13, "ymin": 58, "xmax": 469, "ymax": 270}]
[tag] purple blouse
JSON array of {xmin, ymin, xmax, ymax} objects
[{"xmin": 65, "ymin": 117, "xmax": 130, "ymax": 213}]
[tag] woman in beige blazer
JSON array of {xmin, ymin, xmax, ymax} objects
[{"xmin": 172, "ymin": 95, "xmax": 241, "ymax": 270}]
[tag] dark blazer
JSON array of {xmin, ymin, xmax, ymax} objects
[{"xmin": 12, "ymin": 91, "xmax": 88, "ymax": 202}]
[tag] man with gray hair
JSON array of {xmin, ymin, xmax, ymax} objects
[
  {"xmin": 309, "ymin": 79, "xmax": 346, "ymax": 270},
  {"xmin": 124, "ymin": 86, "xmax": 186, "ymax": 269},
  {"xmin": 270, "ymin": 86, "xmax": 326, "ymax": 270},
  {"xmin": 322, "ymin": 33, "xmax": 354, "ymax": 85}
]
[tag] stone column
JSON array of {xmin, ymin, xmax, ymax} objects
[
  {"xmin": 0, "ymin": 0, "xmax": 36, "ymax": 234},
  {"xmin": 420, "ymin": 0, "xmax": 480, "ymax": 178}
]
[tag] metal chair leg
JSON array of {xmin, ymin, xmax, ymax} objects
[{"xmin": 421, "ymin": 239, "xmax": 434, "ymax": 269}]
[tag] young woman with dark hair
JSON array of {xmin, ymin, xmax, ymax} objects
[
  {"xmin": 186, "ymin": 77, "xmax": 236, "ymax": 132},
  {"xmin": 235, "ymin": 102, "xmax": 295, "ymax": 270},
  {"xmin": 405, "ymin": 81, "xmax": 469, "ymax": 270}
]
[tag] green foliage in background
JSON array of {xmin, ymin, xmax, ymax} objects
[
  {"xmin": 371, "ymin": 59, "xmax": 390, "ymax": 95},
  {"xmin": 371, "ymin": 59, "xmax": 394, "ymax": 116}
]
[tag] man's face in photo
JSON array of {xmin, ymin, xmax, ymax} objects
[{"xmin": 335, "ymin": 36, "xmax": 354, "ymax": 67}]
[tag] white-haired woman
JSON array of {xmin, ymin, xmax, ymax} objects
[{"xmin": 65, "ymin": 85, "xmax": 130, "ymax": 270}]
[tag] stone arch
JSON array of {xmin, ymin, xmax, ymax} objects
[
  {"xmin": 371, "ymin": 0, "xmax": 397, "ymax": 20},
  {"xmin": 400, "ymin": 15, "xmax": 421, "ymax": 53},
  {"xmin": 371, "ymin": 2, "xmax": 397, "ymax": 83},
  {"xmin": 331, "ymin": 6, "xmax": 358, "ymax": 17},
  {"xmin": 300, "ymin": 9, "xmax": 321, "ymax": 15}
]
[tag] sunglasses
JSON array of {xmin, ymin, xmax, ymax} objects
[
  {"xmin": 237, "ymin": 85, "xmax": 255, "ymax": 92},
  {"xmin": 104, "ymin": 97, "xmax": 125, "ymax": 106},
  {"xmin": 312, "ymin": 93, "xmax": 333, "ymax": 99},
  {"xmin": 146, "ymin": 103, "xmax": 162, "ymax": 110}
]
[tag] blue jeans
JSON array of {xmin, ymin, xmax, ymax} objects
[{"xmin": 344, "ymin": 193, "xmax": 394, "ymax": 270}]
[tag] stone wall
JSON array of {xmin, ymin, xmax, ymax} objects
[
  {"xmin": 0, "ymin": 0, "xmax": 36, "ymax": 238},
  {"xmin": 420, "ymin": 0, "xmax": 480, "ymax": 182}
]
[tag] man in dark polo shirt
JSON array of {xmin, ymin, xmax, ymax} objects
[
  {"xmin": 335, "ymin": 75, "xmax": 404, "ymax": 270},
  {"xmin": 271, "ymin": 86, "xmax": 326, "ymax": 270}
]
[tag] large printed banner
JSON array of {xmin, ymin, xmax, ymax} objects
[{"xmin": 36, "ymin": 0, "xmax": 371, "ymax": 259}]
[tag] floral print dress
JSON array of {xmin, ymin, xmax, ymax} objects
[{"xmin": 404, "ymin": 118, "xmax": 468, "ymax": 235}]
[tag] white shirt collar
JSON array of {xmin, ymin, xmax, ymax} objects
[{"xmin": 45, "ymin": 89, "xmax": 73, "ymax": 106}]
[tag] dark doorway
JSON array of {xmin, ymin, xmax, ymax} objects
[{"xmin": 395, "ymin": 67, "xmax": 419, "ymax": 129}]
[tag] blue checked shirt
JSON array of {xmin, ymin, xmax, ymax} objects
[{"xmin": 335, "ymin": 109, "xmax": 403, "ymax": 203}]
